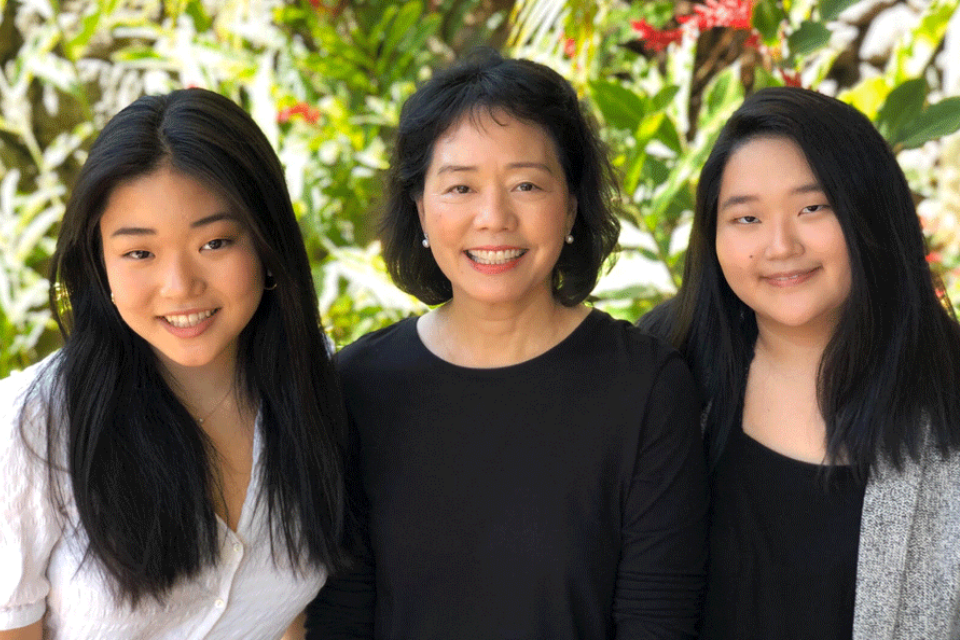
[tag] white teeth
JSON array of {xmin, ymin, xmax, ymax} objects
[
  {"xmin": 467, "ymin": 249, "xmax": 525, "ymax": 265},
  {"xmin": 772, "ymin": 274, "xmax": 802, "ymax": 281},
  {"xmin": 164, "ymin": 309, "xmax": 217, "ymax": 328}
]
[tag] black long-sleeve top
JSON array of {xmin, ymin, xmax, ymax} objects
[{"xmin": 307, "ymin": 309, "xmax": 708, "ymax": 639}]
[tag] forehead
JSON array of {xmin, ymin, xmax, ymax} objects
[
  {"xmin": 719, "ymin": 135, "xmax": 818, "ymax": 194},
  {"xmin": 429, "ymin": 109, "xmax": 562, "ymax": 167},
  {"xmin": 99, "ymin": 167, "xmax": 236, "ymax": 232}
]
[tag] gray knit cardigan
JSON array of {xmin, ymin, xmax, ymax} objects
[{"xmin": 853, "ymin": 436, "xmax": 960, "ymax": 639}]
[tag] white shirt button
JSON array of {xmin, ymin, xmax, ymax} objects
[
  {"xmin": 215, "ymin": 598, "xmax": 225, "ymax": 608},
  {"xmin": 233, "ymin": 542, "xmax": 242, "ymax": 553}
]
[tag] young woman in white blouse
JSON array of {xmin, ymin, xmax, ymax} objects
[{"xmin": 0, "ymin": 89, "xmax": 357, "ymax": 639}]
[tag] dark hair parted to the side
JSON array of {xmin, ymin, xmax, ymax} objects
[
  {"xmin": 381, "ymin": 49, "xmax": 620, "ymax": 306},
  {"xmin": 34, "ymin": 88, "xmax": 355, "ymax": 604},
  {"xmin": 656, "ymin": 86, "xmax": 960, "ymax": 481}
]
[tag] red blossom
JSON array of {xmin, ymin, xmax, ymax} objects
[
  {"xmin": 563, "ymin": 36, "xmax": 577, "ymax": 58},
  {"xmin": 278, "ymin": 102, "xmax": 321, "ymax": 124},
  {"xmin": 678, "ymin": 0, "xmax": 753, "ymax": 31},
  {"xmin": 779, "ymin": 68, "xmax": 802, "ymax": 87},
  {"xmin": 630, "ymin": 18, "xmax": 684, "ymax": 52},
  {"xmin": 927, "ymin": 252, "xmax": 943, "ymax": 264}
]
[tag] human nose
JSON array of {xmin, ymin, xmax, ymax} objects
[
  {"xmin": 765, "ymin": 217, "xmax": 801, "ymax": 259},
  {"xmin": 160, "ymin": 253, "xmax": 204, "ymax": 298},
  {"xmin": 474, "ymin": 187, "xmax": 516, "ymax": 231}
]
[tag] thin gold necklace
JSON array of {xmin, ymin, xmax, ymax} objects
[{"xmin": 196, "ymin": 387, "xmax": 232, "ymax": 425}]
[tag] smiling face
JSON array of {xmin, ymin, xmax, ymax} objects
[
  {"xmin": 99, "ymin": 166, "xmax": 265, "ymax": 380},
  {"xmin": 715, "ymin": 135, "xmax": 852, "ymax": 339},
  {"xmin": 415, "ymin": 110, "xmax": 576, "ymax": 311}
]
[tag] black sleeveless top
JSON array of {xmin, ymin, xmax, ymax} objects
[{"xmin": 700, "ymin": 423, "xmax": 866, "ymax": 640}]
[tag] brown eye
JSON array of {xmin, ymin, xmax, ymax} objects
[{"xmin": 202, "ymin": 238, "xmax": 233, "ymax": 250}]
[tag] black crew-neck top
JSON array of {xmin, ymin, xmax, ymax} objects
[
  {"xmin": 701, "ymin": 422, "xmax": 866, "ymax": 640},
  {"xmin": 307, "ymin": 309, "xmax": 709, "ymax": 640}
]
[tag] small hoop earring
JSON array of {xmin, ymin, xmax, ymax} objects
[
  {"xmin": 565, "ymin": 234, "xmax": 574, "ymax": 245},
  {"xmin": 110, "ymin": 292, "xmax": 115, "ymax": 304},
  {"xmin": 422, "ymin": 235, "xmax": 430, "ymax": 248}
]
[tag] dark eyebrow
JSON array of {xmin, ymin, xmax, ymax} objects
[
  {"xmin": 108, "ymin": 212, "xmax": 239, "ymax": 238},
  {"xmin": 191, "ymin": 212, "xmax": 239, "ymax": 228},
  {"xmin": 436, "ymin": 165, "xmax": 476, "ymax": 175},
  {"xmin": 435, "ymin": 162, "xmax": 556, "ymax": 176},
  {"xmin": 109, "ymin": 226, "xmax": 155, "ymax": 238},
  {"xmin": 718, "ymin": 182, "xmax": 824, "ymax": 212},
  {"xmin": 508, "ymin": 161, "xmax": 554, "ymax": 174}
]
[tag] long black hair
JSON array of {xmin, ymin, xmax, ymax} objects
[
  {"xmin": 652, "ymin": 87, "xmax": 960, "ymax": 480},
  {"xmin": 27, "ymin": 88, "xmax": 354, "ymax": 604},
  {"xmin": 381, "ymin": 48, "xmax": 620, "ymax": 306}
]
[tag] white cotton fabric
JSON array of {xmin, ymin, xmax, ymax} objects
[{"xmin": 0, "ymin": 355, "xmax": 327, "ymax": 639}]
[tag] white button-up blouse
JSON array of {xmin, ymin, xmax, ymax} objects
[{"xmin": 0, "ymin": 356, "xmax": 327, "ymax": 639}]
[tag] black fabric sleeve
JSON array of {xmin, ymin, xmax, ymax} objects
[
  {"xmin": 614, "ymin": 354, "xmax": 709, "ymax": 639},
  {"xmin": 304, "ymin": 533, "xmax": 376, "ymax": 639},
  {"xmin": 304, "ymin": 407, "xmax": 376, "ymax": 640}
]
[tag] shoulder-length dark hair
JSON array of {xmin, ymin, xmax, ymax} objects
[
  {"xmin": 664, "ymin": 86, "xmax": 960, "ymax": 479},
  {"xmin": 381, "ymin": 48, "xmax": 620, "ymax": 306},
  {"xmin": 32, "ymin": 88, "xmax": 353, "ymax": 604}
]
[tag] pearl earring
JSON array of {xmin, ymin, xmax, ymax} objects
[
  {"xmin": 422, "ymin": 235, "xmax": 430, "ymax": 248},
  {"xmin": 110, "ymin": 292, "xmax": 115, "ymax": 304},
  {"xmin": 565, "ymin": 234, "xmax": 574, "ymax": 245}
]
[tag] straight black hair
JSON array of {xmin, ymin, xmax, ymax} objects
[
  {"xmin": 654, "ymin": 86, "xmax": 960, "ymax": 480},
  {"xmin": 381, "ymin": 48, "xmax": 620, "ymax": 306},
  {"xmin": 27, "ymin": 88, "xmax": 355, "ymax": 604}
]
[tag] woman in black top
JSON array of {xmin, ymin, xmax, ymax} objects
[
  {"xmin": 640, "ymin": 88, "xmax": 960, "ymax": 639},
  {"xmin": 307, "ymin": 50, "xmax": 709, "ymax": 639}
]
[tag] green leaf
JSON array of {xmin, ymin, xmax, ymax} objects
[
  {"xmin": 655, "ymin": 117, "xmax": 682, "ymax": 154},
  {"xmin": 588, "ymin": 80, "xmax": 647, "ymax": 132},
  {"xmin": 622, "ymin": 147, "xmax": 649, "ymax": 196},
  {"xmin": 875, "ymin": 78, "xmax": 927, "ymax": 144},
  {"xmin": 646, "ymin": 157, "xmax": 670, "ymax": 187},
  {"xmin": 380, "ymin": 1, "xmax": 423, "ymax": 61},
  {"xmin": 752, "ymin": 0, "xmax": 785, "ymax": 43},
  {"xmin": 185, "ymin": 0, "xmax": 213, "ymax": 32},
  {"xmin": 65, "ymin": 11, "xmax": 102, "ymax": 60},
  {"xmin": 703, "ymin": 67, "xmax": 741, "ymax": 117},
  {"xmin": 650, "ymin": 85, "xmax": 680, "ymax": 113},
  {"xmin": 819, "ymin": 0, "xmax": 861, "ymax": 22},
  {"xmin": 787, "ymin": 21, "xmax": 830, "ymax": 59},
  {"xmin": 897, "ymin": 97, "xmax": 960, "ymax": 149}
]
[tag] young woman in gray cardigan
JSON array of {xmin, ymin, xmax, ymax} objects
[{"xmin": 640, "ymin": 87, "xmax": 960, "ymax": 639}]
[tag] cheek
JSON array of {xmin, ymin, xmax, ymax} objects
[
  {"xmin": 103, "ymin": 262, "xmax": 143, "ymax": 301},
  {"xmin": 235, "ymin": 252, "xmax": 266, "ymax": 295},
  {"xmin": 715, "ymin": 233, "xmax": 745, "ymax": 273}
]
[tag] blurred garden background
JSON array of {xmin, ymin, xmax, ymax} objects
[{"xmin": 1, "ymin": 0, "xmax": 959, "ymax": 377}]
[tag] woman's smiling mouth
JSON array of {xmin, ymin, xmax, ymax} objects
[
  {"xmin": 763, "ymin": 268, "xmax": 819, "ymax": 286},
  {"xmin": 465, "ymin": 248, "xmax": 527, "ymax": 265},
  {"xmin": 163, "ymin": 309, "xmax": 219, "ymax": 328}
]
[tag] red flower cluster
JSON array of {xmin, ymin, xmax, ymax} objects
[
  {"xmin": 630, "ymin": 19, "xmax": 684, "ymax": 52},
  {"xmin": 631, "ymin": 0, "xmax": 756, "ymax": 53},
  {"xmin": 779, "ymin": 68, "xmax": 802, "ymax": 87},
  {"xmin": 278, "ymin": 103, "xmax": 321, "ymax": 124},
  {"xmin": 677, "ymin": 0, "xmax": 752, "ymax": 31}
]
